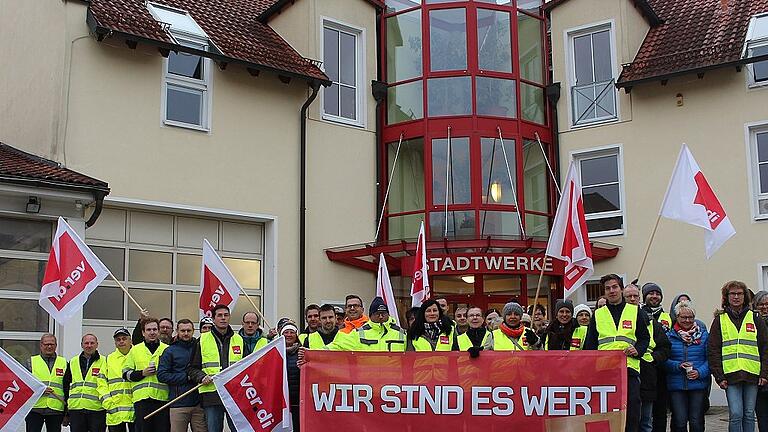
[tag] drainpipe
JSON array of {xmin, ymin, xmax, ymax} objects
[
  {"xmin": 372, "ymin": 6, "xmax": 386, "ymax": 243},
  {"xmin": 546, "ymin": 82, "xmax": 562, "ymax": 188},
  {"xmin": 85, "ymin": 191, "xmax": 108, "ymax": 228},
  {"xmin": 300, "ymin": 82, "xmax": 321, "ymax": 329}
]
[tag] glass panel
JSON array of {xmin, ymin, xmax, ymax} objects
[
  {"xmin": 388, "ymin": 138, "xmax": 425, "ymax": 213},
  {"xmin": 340, "ymin": 86, "xmax": 356, "ymax": 119},
  {"xmin": 127, "ymin": 289, "xmax": 172, "ymax": 321},
  {"xmin": 481, "ymin": 137, "xmax": 516, "ymax": 205},
  {"xmin": 232, "ymin": 295, "xmax": 262, "ymax": 326},
  {"xmin": 177, "ymin": 217, "xmax": 218, "ymax": 249},
  {"xmin": 387, "ymin": 81, "xmax": 423, "ymax": 124},
  {"xmin": 521, "ymin": 83, "xmax": 545, "ymax": 124},
  {"xmin": 166, "ymin": 85, "xmax": 203, "ymax": 126},
  {"xmin": 758, "ymin": 132, "xmax": 768, "ymax": 162},
  {"xmin": 83, "ymin": 286, "xmax": 124, "ymax": 320},
  {"xmin": 574, "ymin": 85, "xmax": 595, "ymax": 122},
  {"xmin": 583, "ymin": 184, "xmax": 621, "ymax": 213},
  {"xmin": 385, "ymin": 0, "xmax": 420, "ymax": 13},
  {"xmin": 753, "ymin": 16, "xmax": 768, "ymax": 39},
  {"xmin": 475, "ymin": 0, "xmax": 511, "ymax": 4},
  {"xmin": 432, "ymin": 275, "xmax": 474, "ymax": 295},
  {"xmin": 129, "ymin": 212, "xmax": 173, "ymax": 246},
  {"xmin": 0, "ymin": 218, "xmax": 51, "ymax": 252},
  {"xmin": 0, "ymin": 340, "xmax": 39, "ymax": 364},
  {"xmin": 573, "ymin": 34, "xmax": 594, "ymax": 85},
  {"xmin": 222, "ymin": 258, "xmax": 261, "ymax": 289},
  {"xmin": 128, "ymin": 250, "xmax": 172, "ymax": 283},
  {"xmin": 429, "ymin": 8, "xmax": 467, "ymax": 71},
  {"xmin": 0, "ymin": 299, "xmax": 48, "ymax": 331},
  {"xmin": 754, "ymin": 47, "xmax": 768, "ymax": 82},
  {"xmin": 386, "ymin": 10, "xmax": 422, "ymax": 82},
  {"xmin": 168, "ymin": 51, "xmax": 203, "ymax": 79},
  {"xmin": 480, "ymin": 211, "xmax": 521, "ymax": 238},
  {"xmin": 427, "ymin": 76, "xmax": 471, "ymax": 116},
  {"xmin": 0, "ymin": 258, "xmax": 46, "ymax": 292},
  {"xmin": 586, "ymin": 216, "xmax": 622, "ymax": 233},
  {"xmin": 484, "ymin": 275, "xmax": 521, "ymax": 295},
  {"xmin": 340, "ymin": 32, "xmax": 356, "ymax": 86},
  {"xmin": 517, "ymin": 0, "xmax": 542, "ymax": 14},
  {"xmin": 525, "ymin": 213, "xmax": 549, "ymax": 238},
  {"xmin": 222, "ymin": 222, "xmax": 263, "ymax": 254},
  {"xmin": 177, "ymin": 254, "xmax": 202, "ymax": 286},
  {"xmin": 388, "ymin": 213, "xmax": 424, "ymax": 241},
  {"xmin": 477, "ymin": 9, "xmax": 511, "ymax": 73},
  {"xmin": 476, "ymin": 77, "xmax": 516, "ymax": 118},
  {"xmin": 429, "ymin": 211, "xmax": 475, "ymax": 240},
  {"xmin": 595, "ymin": 82, "xmax": 616, "ymax": 118},
  {"xmin": 432, "ymin": 137, "xmax": 471, "ymax": 205},
  {"xmin": 325, "ymin": 84, "xmax": 340, "ymax": 116},
  {"xmin": 760, "ymin": 163, "xmax": 768, "ymax": 194},
  {"xmin": 323, "ymin": 27, "xmax": 340, "ymax": 82},
  {"xmin": 523, "ymin": 140, "xmax": 548, "ymax": 213},
  {"xmin": 518, "ymin": 13, "xmax": 543, "ymax": 84},
  {"xmin": 580, "ymin": 155, "xmax": 618, "ymax": 185},
  {"xmin": 86, "ymin": 208, "xmax": 127, "ymax": 242},
  {"xmin": 176, "ymin": 291, "xmax": 199, "ymax": 322},
  {"xmin": 592, "ymin": 30, "xmax": 613, "ymax": 82},
  {"xmin": 91, "ymin": 246, "xmax": 125, "ymax": 280}
]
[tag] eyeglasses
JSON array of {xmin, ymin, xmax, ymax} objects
[
  {"xmin": 729, "ymin": 292, "xmax": 745, "ymax": 297},
  {"xmin": 346, "ymin": 304, "xmax": 362, "ymax": 309},
  {"xmin": 678, "ymin": 316, "xmax": 695, "ymax": 321},
  {"xmin": 243, "ymin": 321, "xmax": 259, "ymax": 325}
]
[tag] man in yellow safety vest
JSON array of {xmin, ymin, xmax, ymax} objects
[
  {"xmin": 303, "ymin": 304, "xmax": 340, "ymax": 349},
  {"xmin": 25, "ymin": 333, "xmax": 67, "ymax": 432},
  {"xmin": 64, "ymin": 334, "xmax": 106, "ymax": 432},
  {"xmin": 457, "ymin": 306, "xmax": 490, "ymax": 357},
  {"xmin": 100, "ymin": 328, "xmax": 135, "ymax": 432},
  {"xmin": 123, "ymin": 318, "xmax": 170, "ymax": 432}
]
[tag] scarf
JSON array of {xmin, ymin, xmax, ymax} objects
[
  {"xmin": 424, "ymin": 322, "xmax": 442, "ymax": 341},
  {"xmin": 673, "ymin": 322, "xmax": 702, "ymax": 345},
  {"xmin": 285, "ymin": 342, "xmax": 300, "ymax": 355},
  {"xmin": 465, "ymin": 327, "xmax": 487, "ymax": 347},
  {"xmin": 499, "ymin": 322, "xmax": 525, "ymax": 339},
  {"xmin": 643, "ymin": 304, "xmax": 663, "ymax": 319}
]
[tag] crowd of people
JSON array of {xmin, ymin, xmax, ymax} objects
[{"xmin": 24, "ymin": 275, "xmax": 768, "ymax": 432}]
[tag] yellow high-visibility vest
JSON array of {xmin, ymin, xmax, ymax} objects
[
  {"xmin": 410, "ymin": 328, "xmax": 455, "ymax": 351},
  {"xmin": 199, "ymin": 331, "xmax": 243, "ymax": 394},
  {"xmin": 123, "ymin": 342, "xmax": 169, "ymax": 403},
  {"xmin": 31, "ymin": 355, "xmax": 66, "ymax": 411},
  {"xmin": 659, "ymin": 312, "xmax": 672, "ymax": 330},
  {"xmin": 68, "ymin": 355, "xmax": 106, "ymax": 411},
  {"xmin": 721, "ymin": 312, "xmax": 761, "ymax": 375},
  {"xmin": 352, "ymin": 321, "xmax": 406, "ymax": 352},
  {"xmin": 457, "ymin": 331, "xmax": 490, "ymax": 351},
  {"xmin": 101, "ymin": 349, "xmax": 134, "ymax": 426},
  {"xmin": 543, "ymin": 325, "xmax": 587, "ymax": 351},
  {"xmin": 595, "ymin": 303, "xmax": 640, "ymax": 373},
  {"xmin": 491, "ymin": 328, "xmax": 533, "ymax": 351},
  {"xmin": 641, "ymin": 321, "xmax": 657, "ymax": 363}
]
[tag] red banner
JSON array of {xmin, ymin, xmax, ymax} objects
[{"xmin": 301, "ymin": 351, "xmax": 627, "ymax": 431}]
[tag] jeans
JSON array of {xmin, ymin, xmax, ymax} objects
[
  {"xmin": 204, "ymin": 405, "xmax": 235, "ymax": 432},
  {"xmin": 669, "ymin": 390, "xmax": 706, "ymax": 432},
  {"xmin": 170, "ymin": 406, "xmax": 207, "ymax": 432},
  {"xmin": 726, "ymin": 383, "xmax": 759, "ymax": 432},
  {"xmin": 69, "ymin": 410, "xmax": 106, "ymax": 432},
  {"xmin": 25, "ymin": 412, "xmax": 64, "ymax": 432},
  {"xmin": 640, "ymin": 401, "xmax": 653, "ymax": 432},
  {"xmin": 755, "ymin": 389, "xmax": 768, "ymax": 432},
  {"xmin": 627, "ymin": 374, "xmax": 641, "ymax": 432}
]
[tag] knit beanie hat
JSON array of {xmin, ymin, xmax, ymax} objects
[
  {"xmin": 502, "ymin": 302, "xmax": 524, "ymax": 317},
  {"xmin": 369, "ymin": 296, "xmax": 388, "ymax": 315},
  {"xmin": 555, "ymin": 299, "xmax": 574, "ymax": 314},
  {"xmin": 641, "ymin": 282, "xmax": 663, "ymax": 300},
  {"xmin": 521, "ymin": 313, "xmax": 532, "ymax": 324},
  {"xmin": 573, "ymin": 304, "xmax": 592, "ymax": 317},
  {"xmin": 753, "ymin": 291, "xmax": 768, "ymax": 309}
]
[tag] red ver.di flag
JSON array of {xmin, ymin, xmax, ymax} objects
[
  {"xmin": 39, "ymin": 217, "xmax": 110, "ymax": 323},
  {"xmin": 660, "ymin": 144, "xmax": 735, "ymax": 258},
  {"xmin": 199, "ymin": 238, "xmax": 241, "ymax": 318},
  {"xmin": 213, "ymin": 336, "xmax": 292, "ymax": 432},
  {"xmin": 0, "ymin": 346, "xmax": 47, "ymax": 431},
  {"xmin": 410, "ymin": 221, "xmax": 430, "ymax": 307}
]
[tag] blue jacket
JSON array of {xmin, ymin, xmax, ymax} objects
[
  {"xmin": 664, "ymin": 327, "xmax": 710, "ymax": 391},
  {"xmin": 158, "ymin": 338, "xmax": 200, "ymax": 407}
]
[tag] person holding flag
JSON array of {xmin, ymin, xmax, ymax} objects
[
  {"xmin": 100, "ymin": 328, "xmax": 135, "ymax": 432},
  {"xmin": 25, "ymin": 334, "xmax": 67, "ymax": 432},
  {"xmin": 64, "ymin": 334, "xmax": 106, "ymax": 432}
]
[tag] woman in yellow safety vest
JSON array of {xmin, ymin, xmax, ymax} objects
[
  {"xmin": 574, "ymin": 304, "xmax": 592, "ymax": 327},
  {"xmin": 541, "ymin": 300, "xmax": 586, "ymax": 350},
  {"xmin": 484, "ymin": 302, "xmax": 539, "ymax": 351},
  {"xmin": 708, "ymin": 281, "xmax": 768, "ymax": 432},
  {"xmin": 406, "ymin": 300, "xmax": 456, "ymax": 351}
]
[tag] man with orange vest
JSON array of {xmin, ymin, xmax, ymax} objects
[
  {"xmin": 25, "ymin": 334, "xmax": 67, "ymax": 432},
  {"xmin": 340, "ymin": 295, "xmax": 369, "ymax": 334}
]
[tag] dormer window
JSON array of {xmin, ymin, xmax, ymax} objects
[
  {"xmin": 745, "ymin": 13, "xmax": 768, "ymax": 87},
  {"xmin": 147, "ymin": 2, "xmax": 212, "ymax": 131}
]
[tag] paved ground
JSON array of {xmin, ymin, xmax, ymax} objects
[{"xmin": 705, "ymin": 406, "xmax": 730, "ymax": 432}]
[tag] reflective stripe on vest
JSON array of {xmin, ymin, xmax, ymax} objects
[
  {"xmin": 641, "ymin": 321, "xmax": 657, "ymax": 363},
  {"xmin": 355, "ymin": 322, "xmax": 406, "ymax": 352},
  {"xmin": 199, "ymin": 331, "xmax": 243, "ymax": 394},
  {"xmin": 125, "ymin": 343, "xmax": 169, "ymax": 403},
  {"xmin": 31, "ymin": 355, "xmax": 66, "ymax": 411},
  {"xmin": 543, "ymin": 326, "xmax": 586, "ymax": 351},
  {"xmin": 410, "ymin": 328, "xmax": 455, "ymax": 351},
  {"xmin": 68, "ymin": 356, "xmax": 106, "ymax": 411},
  {"xmin": 457, "ymin": 331, "xmax": 490, "ymax": 351},
  {"xmin": 595, "ymin": 303, "xmax": 640, "ymax": 373},
  {"xmin": 721, "ymin": 312, "xmax": 761, "ymax": 375},
  {"xmin": 104, "ymin": 350, "xmax": 134, "ymax": 426}
]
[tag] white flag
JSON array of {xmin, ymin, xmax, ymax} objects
[
  {"xmin": 409, "ymin": 221, "xmax": 430, "ymax": 307},
  {"xmin": 376, "ymin": 253, "xmax": 400, "ymax": 326},
  {"xmin": 39, "ymin": 217, "xmax": 110, "ymax": 323},
  {"xmin": 545, "ymin": 162, "xmax": 593, "ymax": 297},
  {"xmin": 214, "ymin": 336, "xmax": 292, "ymax": 432},
  {"xmin": 0, "ymin": 347, "xmax": 47, "ymax": 431},
  {"xmin": 199, "ymin": 239, "xmax": 242, "ymax": 318},
  {"xmin": 660, "ymin": 144, "xmax": 735, "ymax": 258}
]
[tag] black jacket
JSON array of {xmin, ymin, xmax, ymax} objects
[
  {"xmin": 640, "ymin": 318, "xmax": 671, "ymax": 401},
  {"xmin": 63, "ymin": 351, "xmax": 102, "ymax": 412},
  {"xmin": 187, "ymin": 326, "xmax": 236, "ymax": 407},
  {"xmin": 584, "ymin": 301, "xmax": 651, "ymax": 377},
  {"xmin": 158, "ymin": 338, "xmax": 199, "ymax": 407}
]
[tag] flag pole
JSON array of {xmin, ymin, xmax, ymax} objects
[
  {"xmin": 239, "ymin": 286, "xmax": 273, "ymax": 330},
  {"xmin": 531, "ymin": 265, "xmax": 546, "ymax": 314},
  {"xmin": 108, "ymin": 272, "xmax": 145, "ymax": 313},
  {"xmin": 144, "ymin": 382, "xmax": 205, "ymax": 420},
  {"xmin": 635, "ymin": 214, "xmax": 662, "ymax": 283}
]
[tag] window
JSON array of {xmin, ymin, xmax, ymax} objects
[
  {"xmin": 568, "ymin": 24, "xmax": 616, "ymax": 126},
  {"xmin": 745, "ymin": 14, "xmax": 768, "ymax": 86},
  {"xmin": 762, "ymin": 264, "xmax": 768, "ymax": 292},
  {"xmin": 147, "ymin": 3, "xmax": 212, "ymax": 131},
  {"xmin": 574, "ymin": 146, "xmax": 624, "ymax": 236},
  {"xmin": 323, "ymin": 20, "xmax": 364, "ymax": 125},
  {"xmin": 748, "ymin": 126, "xmax": 768, "ymax": 218}
]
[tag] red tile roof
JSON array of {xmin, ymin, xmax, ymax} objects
[
  {"xmin": 0, "ymin": 143, "xmax": 109, "ymax": 192},
  {"xmin": 617, "ymin": 0, "xmax": 768, "ymax": 87},
  {"xmin": 87, "ymin": 0, "xmax": 329, "ymax": 84}
]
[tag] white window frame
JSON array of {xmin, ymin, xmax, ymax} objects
[
  {"xmin": 564, "ymin": 20, "xmax": 619, "ymax": 129},
  {"xmin": 570, "ymin": 144, "xmax": 626, "ymax": 237},
  {"xmin": 743, "ymin": 13, "xmax": 768, "ymax": 89},
  {"xmin": 745, "ymin": 121, "xmax": 768, "ymax": 220},
  {"xmin": 758, "ymin": 263, "xmax": 768, "ymax": 292},
  {"xmin": 320, "ymin": 17, "xmax": 366, "ymax": 128}
]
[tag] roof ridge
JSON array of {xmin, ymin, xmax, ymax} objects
[{"xmin": 0, "ymin": 142, "xmax": 61, "ymax": 168}]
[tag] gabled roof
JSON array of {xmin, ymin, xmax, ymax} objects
[
  {"xmin": 0, "ymin": 143, "xmax": 109, "ymax": 193},
  {"xmin": 618, "ymin": 0, "xmax": 768, "ymax": 87},
  {"xmin": 544, "ymin": 0, "xmax": 663, "ymax": 27},
  {"xmin": 87, "ymin": 0, "xmax": 330, "ymax": 85}
]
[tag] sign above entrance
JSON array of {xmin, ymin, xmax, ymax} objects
[{"xmin": 401, "ymin": 254, "xmax": 564, "ymax": 276}]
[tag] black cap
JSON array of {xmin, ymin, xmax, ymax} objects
[
  {"xmin": 113, "ymin": 328, "xmax": 131, "ymax": 338},
  {"xmin": 369, "ymin": 297, "xmax": 388, "ymax": 315}
]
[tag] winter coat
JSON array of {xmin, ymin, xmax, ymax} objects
[
  {"xmin": 708, "ymin": 308, "xmax": 768, "ymax": 385},
  {"xmin": 664, "ymin": 327, "xmax": 710, "ymax": 391},
  {"xmin": 157, "ymin": 338, "xmax": 200, "ymax": 407},
  {"xmin": 640, "ymin": 319, "xmax": 671, "ymax": 401}
]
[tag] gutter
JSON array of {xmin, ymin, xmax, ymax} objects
[{"xmin": 299, "ymin": 83, "xmax": 321, "ymax": 329}]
